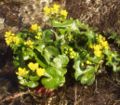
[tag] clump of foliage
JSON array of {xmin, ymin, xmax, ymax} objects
[
  {"xmin": 4, "ymin": 4, "xmax": 120, "ymax": 89},
  {"xmin": 108, "ymin": 32, "xmax": 120, "ymax": 47}
]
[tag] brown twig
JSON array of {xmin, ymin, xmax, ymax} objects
[
  {"xmin": 0, "ymin": 90, "xmax": 30, "ymax": 104},
  {"xmin": 105, "ymin": 77, "xmax": 120, "ymax": 88},
  {"xmin": 113, "ymin": 100, "xmax": 120, "ymax": 105},
  {"xmin": 74, "ymin": 84, "xmax": 78, "ymax": 105},
  {"xmin": 94, "ymin": 79, "xmax": 99, "ymax": 94}
]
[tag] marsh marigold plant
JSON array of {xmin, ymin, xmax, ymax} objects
[{"xmin": 5, "ymin": 4, "xmax": 120, "ymax": 89}]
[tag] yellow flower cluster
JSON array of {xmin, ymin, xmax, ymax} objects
[
  {"xmin": 44, "ymin": 4, "xmax": 60, "ymax": 15},
  {"xmin": 28, "ymin": 62, "xmax": 45, "ymax": 77},
  {"xmin": 60, "ymin": 10, "xmax": 68, "ymax": 19},
  {"xmin": 65, "ymin": 48, "xmax": 77, "ymax": 59},
  {"xmin": 43, "ymin": 6, "xmax": 51, "ymax": 15},
  {"xmin": 36, "ymin": 68, "xmax": 45, "ymax": 77},
  {"xmin": 90, "ymin": 34, "xmax": 110, "ymax": 57},
  {"xmin": 43, "ymin": 4, "xmax": 68, "ymax": 19},
  {"xmin": 97, "ymin": 34, "xmax": 109, "ymax": 50},
  {"xmin": 16, "ymin": 67, "xmax": 29, "ymax": 77},
  {"xmin": 5, "ymin": 31, "xmax": 20, "ymax": 46},
  {"xmin": 30, "ymin": 24, "xmax": 40, "ymax": 31},
  {"xmin": 28, "ymin": 62, "xmax": 39, "ymax": 71},
  {"xmin": 92, "ymin": 44, "xmax": 102, "ymax": 57},
  {"xmin": 24, "ymin": 39, "xmax": 34, "ymax": 48}
]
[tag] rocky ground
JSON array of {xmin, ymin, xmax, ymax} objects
[{"xmin": 0, "ymin": 0, "xmax": 120, "ymax": 105}]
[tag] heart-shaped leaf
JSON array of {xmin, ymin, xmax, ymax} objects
[
  {"xmin": 52, "ymin": 54, "xmax": 69, "ymax": 68},
  {"xmin": 73, "ymin": 60, "xmax": 83, "ymax": 80},
  {"xmin": 29, "ymin": 76, "xmax": 40, "ymax": 81},
  {"xmin": 41, "ymin": 67, "xmax": 66, "ymax": 89},
  {"xmin": 80, "ymin": 71, "xmax": 95, "ymax": 85},
  {"xmin": 27, "ymin": 81, "xmax": 39, "ymax": 88},
  {"xmin": 73, "ymin": 60, "xmax": 96, "ymax": 85},
  {"xmin": 43, "ymin": 46, "xmax": 59, "ymax": 63}
]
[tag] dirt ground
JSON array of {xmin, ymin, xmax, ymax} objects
[
  {"xmin": 66, "ymin": 0, "xmax": 120, "ymax": 35},
  {"xmin": 0, "ymin": 0, "xmax": 120, "ymax": 105}
]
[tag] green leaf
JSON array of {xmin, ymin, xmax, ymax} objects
[
  {"xmin": 52, "ymin": 20, "xmax": 73, "ymax": 28},
  {"xmin": 23, "ymin": 55, "xmax": 30, "ymax": 60},
  {"xmin": 29, "ymin": 76, "xmax": 40, "ymax": 81},
  {"xmin": 43, "ymin": 29, "xmax": 53, "ymax": 43},
  {"xmin": 27, "ymin": 81, "xmax": 39, "ymax": 88},
  {"xmin": 58, "ymin": 29, "xmax": 66, "ymax": 35},
  {"xmin": 18, "ymin": 76, "xmax": 23, "ymax": 80},
  {"xmin": 73, "ymin": 60, "xmax": 83, "ymax": 80},
  {"xmin": 60, "ymin": 44, "xmax": 70, "ymax": 54},
  {"xmin": 70, "ymin": 22, "xmax": 79, "ymax": 31},
  {"xmin": 41, "ymin": 67, "xmax": 66, "ymax": 89},
  {"xmin": 23, "ymin": 49, "xmax": 34, "ymax": 60},
  {"xmin": 80, "ymin": 72, "xmax": 95, "ymax": 85},
  {"xmin": 33, "ymin": 49, "xmax": 47, "ymax": 67},
  {"xmin": 76, "ymin": 19, "xmax": 90, "ymax": 31},
  {"xmin": 19, "ymin": 79, "xmax": 27, "ymax": 86},
  {"xmin": 108, "ymin": 32, "xmax": 117, "ymax": 39},
  {"xmin": 73, "ymin": 60, "xmax": 96, "ymax": 85},
  {"xmin": 85, "ymin": 31, "xmax": 95, "ymax": 41},
  {"xmin": 105, "ymin": 51, "xmax": 120, "ymax": 72},
  {"xmin": 43, "ymin": 46, "xmax": 59, "ymax": 63},
  {"xmin": 35, "ymin": 43, "xmax": 45, "ymax": 53},
  {"xmin": 52, "ymin": 54, "xmax": 69, "ymax": 68}
]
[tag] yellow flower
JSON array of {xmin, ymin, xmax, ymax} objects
[
  {"xmin": 93, "ymin": 44, "xmax": 102, "ymax": 50},
  {"xmin": 97, "ymin": 35, "xmax": 109, "ymax": 50},
  {"xmin": 92, "ymin": 44, "xmax": 103, "ymax": 57},
  {"xmin": 60, "ymin": 10, "xmax": 68, "ymax": 18},
  {"xmin": 43, "ymin": 6, "xmax": 51, "ymax": 15},
  {"xmin": 13, "ymin": 36, "xmax": 20, "ymax": 45},
  {"xmin": 102, "ymin": 41, "xmax": 109, "ymax": 49},
  {"xmin": 97, "ymin": 34, "xmax": 104, "ymax": 42},
  {"xmin": 52, "ymin": 4, "xmax": 60, "ymax": 13},
  {"xmin": 25, "ymin": 40, "xmax": 34, "ymax": 48},
  {"xmin": 5, "ymin": 31, "xmax": 14, "ymax": 45},
  {"xmin": 5, "ymin": 36, "xmax": 13, "ymax": 45},
  {"xmin": 16, "ymin": 67, "xmax": 29, "ymax": 77},
  {"xmin": 5, "ymin": 31, "xmax": 21, "ymax": 46},
  {"xmin": 5, "ymin": 31, "xmax": 12, "ymax": 37},
  {"xmin": 69, "ymin": 48, "xmax": 73, "ymax": 52},
  {"xmin": 30, "ymin": 24, "xmax": 40, "ymax": 31},
  {"xmin": 36, "ymin": 68, "xmax": 45, "ymax": 77},
  {"xmin": 69, "ymin": 51, "xmax": 77, "ymax": 59},
  {"xmin": 94, "ymin": 49, "xmax": 102, "ymax": 57},
  {"xmin": 28, "ymin": 62, "xmax": 39, "ymax": 71}
]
